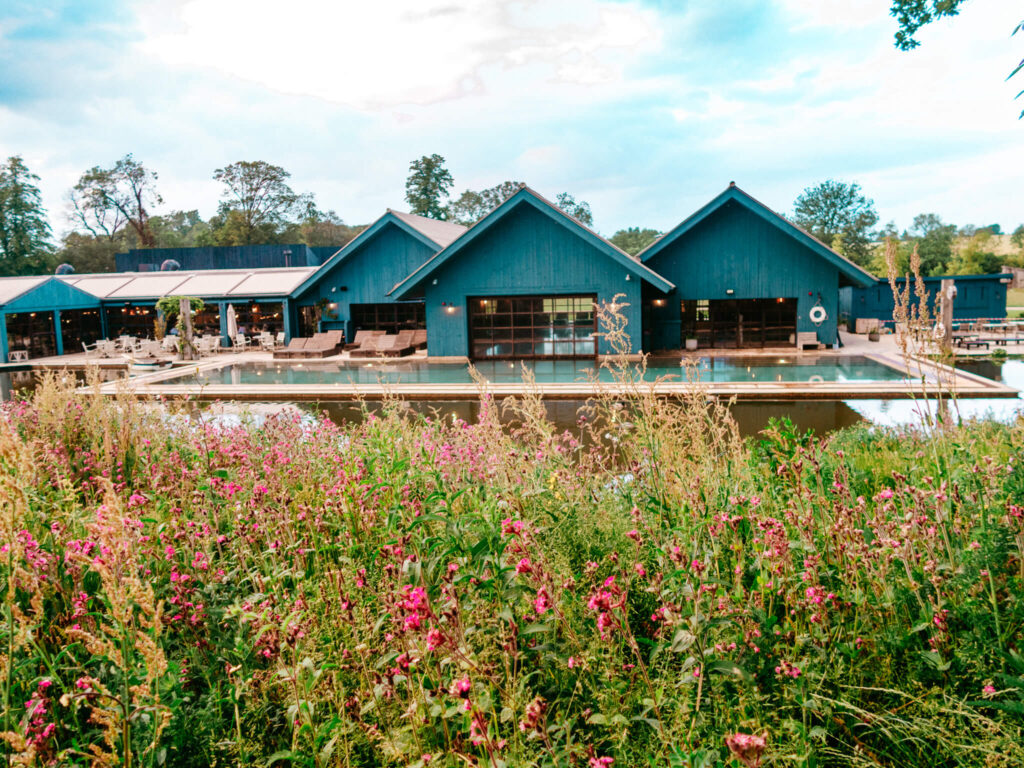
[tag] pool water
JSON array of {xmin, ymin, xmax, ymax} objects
[{"xmin": 162, "ymin": 355, "xmax": 908, "ymax": 386}]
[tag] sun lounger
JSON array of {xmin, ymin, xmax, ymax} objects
[
  {"xmin": 273, "ymin": 338, "xmax": 309, "ymax": 359},
  {"xmin": 350, "ymin": 334, "xmax": 397, "ymax": 358},
  {"xmin": 380, "ymin": 330, "xmax": 416, "ymax": 358},
  {"xmin": 344, "ymin": 330, "xmax": 385, "ymax": 352},
  {"xmin": 410, "ymin": 329, "xmax": 427, "ymax": 351}
]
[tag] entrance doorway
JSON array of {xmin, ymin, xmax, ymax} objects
[{"xmin": 682, "ymin": 298, "xmax": 796, "ymax": 348}]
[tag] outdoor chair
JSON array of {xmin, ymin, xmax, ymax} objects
[
  {"xmin": 97, "ymin": 339, "xmax": 120, "ymax": 358},
  {"xmin": 344, "ymin": 330, "xmax": 385, "ymax": 352},
  {"xmin": 161, "ymin": 336, "xmax": 178, "ymax": 354},
  {"xmin": 232, "ymin": 334, "xmax": 249, "ymax": 353},
  {"xmin": 287, "ymin": 331, "xmax": 345, "ymax": 359},
  {"xmin": 81, "ymin": 341, "xmax": 99, "ymax": 358},
  {"xmin": 273, "ymin": 338, "xmax": 308, "ymax": 359},
  {"xmin": 258, "ymin": 333, "xmax": 276, "ymax": 352},
  {"xmin": 350, "ymin": 334, "xmax": 402, "ymax": 358},
  {"xmin": 139, "ymin": 340, "xmax": 163, "ymax": 357},
  {"xmin": 410, "ymin": 329, "xmax": 427, "ymax": 351},
  {"xmin": 275, "ymin": 332, "xmax": 286, "ymax": 348},
  {"xmin": 380, "ymin": 330, "xmax": 416, "ymax": 358}
]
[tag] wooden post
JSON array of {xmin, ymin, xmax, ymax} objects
[
  {"xmin": 180, "ymin": 297, "xmax": 195, "ymax": 361},
  {"xmin": 940, "ymin": 279, "xmax": 954, "ymax": 354}
]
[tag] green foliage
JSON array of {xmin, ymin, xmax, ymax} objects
[
  {"xmin": 794, "ymin": 180, "xmax": 879, "ymax": 267},
  {"xmin": 71, "ymin": 154, "xmax": 163, "ymax": 248},
  {"xmin": 405, "ymin": 154, "xmax": 455, "ymax": 220},
  {"xmin": 609, "ymin": 227, "xmax": 660, "ymax": 256},
  {"xmin": 54, "ymin": 231, "xmax": 120, "ymax": 274},
  {"xmin": 1012, "ymin": 225, "xmax": 1024, "ymax": 249},
  {"xmin": 949, "ymin": 230, "xmax": 1005, "ymax": 275},
  {"xmin": 449, "ymin": 181, "xmax": 525, "ymax": 225},
  {"xmin": 1, "ymin": 372, "xmax": 1023, "ymax": 767},
  {"xmin": 212, "ymin": 161, "xmax": 302, "ymax": 245},
  {"xmin": 554, "ymin": 192, "xmax": 593, "ymax": 227},
  {"xmin": 890, "ymin": 0, "xmax": 968, "ymax": 51},
  {"xmin": 0, "ymin": 156, "xmax": 52, "ymax": 275}
]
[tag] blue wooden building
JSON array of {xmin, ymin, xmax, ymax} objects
[
  {"xmin": 4, "ymin": 182, "xmax": 1005, "ymax": 365},
  {"xmin": 640, "ymin": 184, "xmax": 876, "ymax": 351},
  {"xmin": 391, "ymin": 187, "xmax": 674, "ymax": 359},
  {"xmin": 289, "ymin": 210, "xmax": 465, "ymax": 340},
  {"xmin": 840, "ymin": 273, "xmax": 1011, "ymax": 329}
]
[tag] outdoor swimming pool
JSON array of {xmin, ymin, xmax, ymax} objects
[{"xmin": 158, "ymin": 355, "xmax": 909, "ymax": 386}]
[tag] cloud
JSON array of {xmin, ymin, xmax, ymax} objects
[{"xmin": 139, "ymin": 0, "xmax": 662, "ymax": 109}]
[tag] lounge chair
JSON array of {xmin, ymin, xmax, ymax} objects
[
  {"xmin": 380, "ymin": 330, "xmax": 416, "ymax": 358},
  {"xmin": 344, "ymin": 330, "xmax": 385, "ymax": 352},
  {"xmin": 284, "ymin": 331, "xmax": 346, "ymax": 360},
  {"xmin": 410, "ymin": 329, "xmax": 427, "ymax": 351},
  {"xmin": 350, "ymin": 334, "xmax": 397, "ymax": 358},
  {"xmin": 273, "ymin": 338, "xmax": 309, "ymax": 359}
]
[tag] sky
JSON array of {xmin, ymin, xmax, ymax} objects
[{"xmin": 0, "ymin": 0, "xmax": 1021, "ymax": 239}]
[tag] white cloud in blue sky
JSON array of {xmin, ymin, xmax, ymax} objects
[{"xmin": 0, "ymin": 0, "xmax": 1020, "ymax": 237}]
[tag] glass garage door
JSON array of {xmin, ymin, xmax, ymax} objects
[{"xmin": 469, "ymin": 295, "xmax": 597, "ymax": 360}]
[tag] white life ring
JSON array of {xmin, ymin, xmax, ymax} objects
[
  {"xmin": 809, "ymin": 305, "xmax": 827, "ymax": 325},
  {"xmin": 932, "ymin": 322, "xmax": 945, "ymax": 339},
  {"xmin": 809, "ymin": 374, "xmax": 824, "ymax": 383}
]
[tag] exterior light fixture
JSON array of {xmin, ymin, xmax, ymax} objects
[
  {"xmin": 776, "ymin": 297, "xmax": 785, "ymax": 304},
  {"xmin": 445, "ymin": 305, "xmax": 457, "ymax": 315},
  {"xmin": 625, "ymin": 274, "xmax": 631, "ymax": 281},
  {"xmin": 328, "ymin": 302, "xmax": 338, "ymax": 311},
  {"xmin": 652, "ymin": 299, "xmax": 666, "ymax": 307},
  {"xmin": 432, "ymin": 279, "xmax": 438, "ymax": 285},
  {"xmin": 726, "ymin": 289, "xmax": 735, "ymax": 295}
]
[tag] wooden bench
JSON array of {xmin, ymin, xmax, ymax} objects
[
  {"xmin": 994, "ymin": 337, "xmax": 1024, "ymax": 346},
  {"xmin": 957, "ymin": 338, "xmax": 990, "ymax": 350},
  {"xmin": 796, "ymin": 332, "xmax": 823, "ymax": 350}
]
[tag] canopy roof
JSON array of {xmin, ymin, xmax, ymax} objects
[{"xmin": 60, "ymin": 267, "xmax": 317, "ymax": 300}]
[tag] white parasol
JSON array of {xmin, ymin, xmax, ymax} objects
[{"xmin": 226, "ymin": 304, "xmax": 238, "ymax": 343}]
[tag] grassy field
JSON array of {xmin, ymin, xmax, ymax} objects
[
  {"xmin": 1008, "ymin": 287, "xmax": 1024, "ymax": 308},
  {"xmin": 1, "ymin": 372, "xmax": 1023, "ymax": 767}
]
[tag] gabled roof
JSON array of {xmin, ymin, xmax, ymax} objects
[
  {"xmin": 389, "ymin": 187, "xmax": 675, "ymax": 298},
  {"xmin": 638, "ymin": 183, "xmax": 877, "ymax": 288},
  {"xmin": 291, "ymin": 210, "xmax": 467, "ymax": 299},
  {"xmin": 0, "ymin": 276, "xmax": 100, "ymax": 310}
]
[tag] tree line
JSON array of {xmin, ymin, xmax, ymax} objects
[
  {"xmin": 0, "ymin": 153, "xmax": 1021, "ymax": 278},
  {"xmin": 0, "ymin": 155, "xmax": 363, "ymax": 275}
]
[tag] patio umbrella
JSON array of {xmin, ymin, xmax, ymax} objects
[{"xmin": 226, "ymin": 304, "xmax": 238, "ymax": 343}]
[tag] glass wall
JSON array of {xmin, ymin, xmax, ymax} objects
[
  {"xmin": 469, "ymin": 295, "xmax": 596, "ymax": 359},
  {"xmin": 5, "ymin": 312, "xmax": 56, "ymax": 359},
  {"xmin": 60, "ymin": 309, "xmax": 104, "ymax": 353},
  {"xmin": 681, "ymin": 298, "xmax": 796, "ymax": 348},
  {"xmin": 104, "ymin": 305, "xmax": 157, "ymax": 339},
  {"xmin": 230, "ymin": 302, "xmax": 284, "ymax": 335},
  {"xmin": 350, "ymin": 303, "xmax": 425, "ymax": 334}
]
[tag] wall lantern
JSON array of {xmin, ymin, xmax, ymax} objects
[
  {"xmin": 726, "ymin": 289, "xmax": 735, "ymax": 295},
  {"xmin": 625, "ymin": 274, "xmax": 631, "ymax": 281},
  {"xmin": 652, "ymin": 299, "xmax": 666, "ymax": 307},
  {"xmin": 328, "ymin": 302, "xmax": 338, "ymax": 311},
  {"xmin": 445, "ymin": 305, "xmax": 457, "ymax": 315},
  {"xmin": 432, "ymin": 279, "xmax": 438, "ymax": 285},
  {"xmin": 776, "ymin": 297, "xmax": 785, "ymax": 304}
]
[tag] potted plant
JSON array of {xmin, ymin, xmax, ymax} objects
[
  {"xmin": 685, "ymin": 336, "xmax": 698, "ymax": 351},
  {"xmin": 867, "ymin": 329, "xmax": 880, "ymax": 342}
]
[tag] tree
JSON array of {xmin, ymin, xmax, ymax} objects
[
  {"xmin": 0, "ymin": 156, "xmax": 52, "ymax": 275},
  {"xmin": 405, "ymin": 155, "xmax": 454, "ymax": 220},
  {"xmin": 793, "ymin": 180, "xmax": 878, "ymax": 266},
  {"xmin": 909, "ymin": 213, "xmax": 956, "ymax": 275},
  {"xmin": 150, "ymin": 210, "xmax": 210, "ymax": 248},
  {"xmin": 449, "ymin": 181, "xmax": 525, "ymax": 225},
  {"xmin": 212, "ymin": 161, "xmax": 301, "ymax": 245},
  {"xmin": 609, "ymin": 227, "xmax": 660, "ymax": 256},
  {"xmin": 555, "ymin": 192, "xmax": 593, "ymax": 227},
  {"xmin": 948, "ymin": 230, "xmax": 1003, "ymax": 274},
  {"xmin": 54, "ymin": 232, "xmax": 121, "ymax": 273},
  {"xmin": 71, "ymin": 154, "xmax": 162, "ymax": 248},
  {"xmin": 280, "ymin": 199, "xmax": 363, "ymax": 247},
  {"xmin": 1012, "ymin": 224, "xmax": 1024, "ymax": 249}
]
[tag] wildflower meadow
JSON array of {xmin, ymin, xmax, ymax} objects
[{"xmin": 1, "ymin": 369, "xmax": 1022, "ymax": 767}]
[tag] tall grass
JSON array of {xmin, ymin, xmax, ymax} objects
[{"xmin": 0, "ymin": 325, "xmax": 1022, "ymax": 766}]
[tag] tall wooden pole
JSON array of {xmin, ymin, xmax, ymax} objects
[
  {"xmin": 940, "ymin": 278, "xmax": 955, "ymax": 354},
  {"xmin": 180, "ymin": 297, "xmax": 196, "ymax": 361}
]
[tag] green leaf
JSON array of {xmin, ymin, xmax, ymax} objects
[
  {"xmin": 521, "ymin": 623, "xmax": 551, "ymax": 635},
  {"xmin": 587, "ymin": 713, "xmax": 607, "ymax": 725},
  {"xmin": 670, "ymin": 629, "xmax": 696, "ymax": 652}
]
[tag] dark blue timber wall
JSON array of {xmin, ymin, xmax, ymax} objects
[
  {"xmin": 643, "ymin": 200, "xmax": 843, "ymax": 350},
  {"xmin": 840, "ymin": 274, "xmax": 1009, "ymax": 327},
  {"xmin": 421, "ymin": 202, "xmax": 643, "ymax": 357},
  {"xmin": 115, "ymin": 244, "xmax": 328, "ymax": 273},
  {"xmin": 293, "ymin": 221, "xmax": 436, "ymax": 338}
]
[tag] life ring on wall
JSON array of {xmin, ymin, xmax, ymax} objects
[
  {"xmin": 809, "ymin": 305, "xmax": 827, "ymax": 326},
  {"xmin": 808, "ymin": 374, "xmax": 825, "ymax": 383},
  {"xmin": 932, "ymin": 322, "xmax": 945, "ymax": 339}
]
